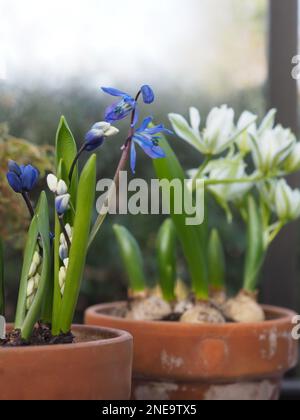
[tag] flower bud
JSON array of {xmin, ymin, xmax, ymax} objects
[
  {"xmin": 283, "ymin": 143, "xmax": 300, "ymax": 173},
  {"xmin": 47, "ymin": 174, "xmax": 58, "ymax": 193},
  {"xmin": 55, "ymin": 194, "xmax": 71, "ymax": 215},
  {"xmin": 27, "ymin": 278, "xmax": 35, "ymax": 297},
  {"xmin": 59, "ymin": 266, "xmax": 67, "ymax": 289},
  {"xmin": 28, "ymin": 261, "xmax": 37, "ymax": 278},
  {"xmin": 274, "ymin": 180, "xmax": 300, "ymax": 221},
  {"xmin": 59, "ymin": 244, "xmax": 68, "ymax": 261},
  {"xmin": 57, "ymin": 179, "xmax": 68, "ymax": 196}
]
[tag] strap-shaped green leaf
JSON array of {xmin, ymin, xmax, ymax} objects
[
  {"xmin": 243, "ymin": 195, "xmax": 265, "ymax": 292},
  {"xmin": 15, "ymin": 192, "xmax": 51, "ymax": 339},
  {"xmin": 15, "ymin": 216, "xmax": 39, "ymax": 329},
  {"xmin": 58, "ymin": 154, "xmax": 96, "ymax": 334},
  {"xmin": 113, "ymin": 224, "xmax": 146, "ymax": 293},
  {"xmin": 153, "ymin": 136, "xmax": 208, "ymax": 300},
  {"xmin": 55, "ymin": 116, "xmax": 78, "ymax": 209},
  {"xmin": 156, "ymin": 219, "xmax": 177, "ymax": 302},
  {"xmin": 0, "ymin": 238, "xmax": 4, "ymax": 316},
  {"xmin": 208, "ymin": 229, "xmax": 226, "ymax": 290}
]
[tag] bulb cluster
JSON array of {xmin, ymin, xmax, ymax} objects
[{"xmin": 26, "ymin": 248, "xmax": 42, "ymax": 310}]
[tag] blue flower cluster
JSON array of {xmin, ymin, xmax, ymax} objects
[{"xmin": 84, "ymin": 84, "xmax": 172, "ymax": 173}]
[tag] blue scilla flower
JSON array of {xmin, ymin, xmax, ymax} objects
[
  {"xmin": 101, "ymin": 85, "xmax": 155, "ymax": 126},
  {"xmin": 7, "ymin": 161, "xmax": 39, "ymax": 193},
  {"xmin": 130, "ymin": 117, "xmax": 172, "ymax": 173}
]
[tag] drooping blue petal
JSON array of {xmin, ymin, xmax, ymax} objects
[
  {"xmin": 21, "ymin": 165, "xmax": 39, "ymax": 192},
  {"xmin": 8, "ymin": 160, "xmax": 22, "ymax": 176},
  {"xmin": 141, "ymin": 85, "xmax": 155, "ymax": 104},
  {"xmin": 101, "ymin": 87, "xmax": 128, "ymax": 97},
  {"xmin": 130, "ymin": 141, "xmax": 137, "ymax": 174},
  {"xmin": 6, "ymin": 172, "xmax": 23, "ymax": 193}
]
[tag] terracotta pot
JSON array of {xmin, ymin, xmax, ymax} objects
[
  {"xmin": 0, "ymin": 324, "xmax": 132, "ymax": 400},
  {"xmin": 85, "ymin": 303, "xmax": 299, "ymax": 401}
]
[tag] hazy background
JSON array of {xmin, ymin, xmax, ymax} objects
[{"xmin": 0, "ymin": 0, "xmax": 270, "ymax": 319}]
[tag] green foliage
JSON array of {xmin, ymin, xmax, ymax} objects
[
  {"xmin": 113, "ymin": 224, "xmax": 146, "ymax": 293},
  {"xmin": 243, "ymin": 195, "xmax": 265, "ymax": 292},
  {"xmin": 153, "ymin": 136, "xmax": 208, "ymax": 300},
  {"xmin": 57, "ymin": 155, "xmax": 96, "ymax": 334},
  {"xmin": 208, "ymin": 229, "xmax": 226, "ymax": 290},
  {"xmin": 156, "ymin": 219, "xmax": 177, "ymax": 302}
]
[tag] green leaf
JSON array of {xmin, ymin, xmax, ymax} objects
[
  {"xmin": 15, "ymin": 217, "xmax": 39, "ymax": 329},
  {"xmin": 19, "ymin": 192, "xmax": 51, "ymax": 340},
  {"xmin": 0, "ymin": 238, "xmax": 4, "ymax": 316},
  {"xmin": 208, "ymin": 229, "xmax": 226, "ymax": 290},
  {"xmin": 55, "ymin": 116, "xmax": 78, "ymax": 208},
  {"xmin": 156, "ymin": 219, "xmax": 177, "ymax": 302},
  {"xmin": 51, "ymin": 159, "xmax": 66, "ymax": 335},
  {"xmin": 58, "ymin": 154, "xmax": 96, "ymax": 334},
  {"xmin": 243, "ymin": 195, "xmax": 265, "ymax": 292},
  {"xmin": 113, "ymin": 225, "xmax": 146, "ymax": 293},
  {"xmin": 153, "ymin": 136, "xmax": 208, "ymax": 300}
]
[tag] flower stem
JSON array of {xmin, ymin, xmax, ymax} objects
[
  {"xmin": 88, "ymin": 92, "xmax": 140, "ymax": 248},
  {"xmin": 21, "ymin": 192, "xmax": 35, "ymax": 219},
  {"xmin": 69, "ymin": 144, "xmax": 86, "ymax": 183},
  {"xmin": 191, "ymin": 156, "xmax": 212, "ymax": 189},
  {"xmin": 204, "ymin": 175, "xmax": 268, "ymax": 186},
  {"xmin": 267, "ymin": 221, "xmax": 284, "ymax": 245}
]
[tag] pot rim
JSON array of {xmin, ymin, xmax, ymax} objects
[
  {"xmin": 85, "ymin": 302, "xmax": 298, "ymax": 331},
  {"xmin": 0, "ymin": 324, "xmax": 132, "ymax": 353}
]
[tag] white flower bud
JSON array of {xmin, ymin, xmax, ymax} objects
[
  {"xmin": 34, "ymin": 273, "xmax": 40, "ymax": 289},
  {"xmin": 65, "ymin": 224, "xmax": 73, "ymax": 240},
  {"xmin": 32, "ymin": 251, "xmax": 41, "ymax": 266},
  {"xmin": 57, "ymin": 179, "xmax": 68, "ymax": 196},
  {"xmin": 284, "ymin": 143, "xmax": 300, "ymax": 173},
  {"xmin": 28, "ymin": 261, "xmax": 37, "ymax": 278},
  {"xmin": 63, "ymin": 258, "xmax": 69, "ymax": 268},
  {"xmin": 47, "ymin": 174, "xmax": 58, "ymax": 193},
  {"xmin": 274, "ymin": 180, "xmax": 300, "ymax": 221},
  {"xmin": 27, "ymin": 278, "xmax": 35, "ymax": 297},
  {"xmin": 203, "ymin": 105, "xmax": 235, "ymax": 154},
  {"xmin": 59, "ymin": 266, "xmax": 67, "ymax": 289}
]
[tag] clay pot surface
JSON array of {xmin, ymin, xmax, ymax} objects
[
  {"xmin": 0, "ymin": 324, "xmax": 133, "ymax": 400},
  {"xmin": 85, "ymin": 303, "xmax": 299, "ymax": 400}
]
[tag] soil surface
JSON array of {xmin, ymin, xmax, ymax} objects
[{"xmin": 0, "ymin": 324, "xmax": 74, "ymax": 347}]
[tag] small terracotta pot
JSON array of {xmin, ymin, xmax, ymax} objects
[
  {"xmin": 0, "ymin": 324, "xmax": 133, "ymax": 400},
  {"xmin": 85, "ymin": 303, "xmax": 299, "ymax": 401}
]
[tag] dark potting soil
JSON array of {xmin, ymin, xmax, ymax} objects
[{"xmin": 0, "ymin": 324, "xmax": 74, "ymax": 347}]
